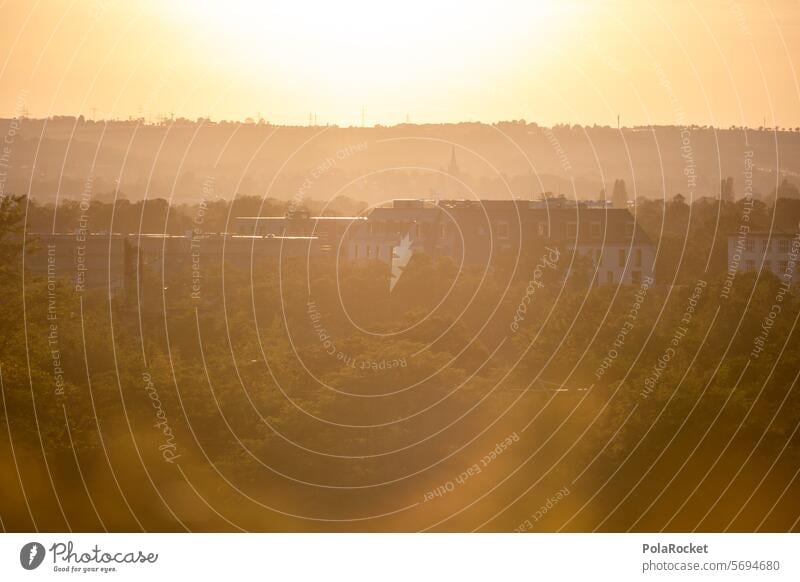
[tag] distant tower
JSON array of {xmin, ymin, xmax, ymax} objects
[
  {"xmin": 721, "ymin": 176, "xmax": 735, "ymax": 202},
  {"xmin": 448, "ymin": 146, "xmax": 460, "ymax": 175},
  {"xmin": 447, "ymin": 146, "xmax": 461, "ymax": 198},
  {"xmin": 612, "ymin": 179, "xmax": 628, "ymax": 209}
]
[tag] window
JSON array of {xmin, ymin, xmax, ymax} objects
[
  {"xmin": 761, "ymin": 239, "xmax": 770, "ymax": 253},
  {"xmin": 618, "ymin": 249, "xmax": 626, "ymax": 267},
  {"xmin": 566, "ymin": 222, "xmax": 577, "ymax": 238},
  {"xmin": 439, "ymin": 224, "xmax": 447, "ymax": 240},
  {"xmin": 780, "ymin": 261, "xmax": 789, "ymax": 273},
  {"xmin": 496, "ymin": 221, "xmax": 510, "ymax": 239},
  {"xmin": 537, "ymin": 222, "xmax": 547, "ymax": 237},
  {"xmin": 606, "ymin": 271, "xmax": 614, "ymax": 284},
  {"xmin": 634, "ymin": 248, "xmax": 642, "ymax": 267},
  {"xmin": 745, "ymin": 238, "xmax": 755, "ymax": 252},
  {"xmin": 590, "ymin": 222, "xmax": 601, "ymax": 238},
  {"xmin": 353, "ymin": 244, "xmax": 359, "ymax": 259},
  {"xmin": 764, "ymin": 260, "xmax": 772, "ymax": 273},
  {"xmin": 367, "ymin": 245, "xmax": 373, "ymax": 259},
  {"xmin": 625, "ymin": 222, "xmax": 634, "ymax": 237},
  {"xmin": 631, "ymin": 270, "xmax": 642, "ymax": 284},
  {"xmin": 745, "ymin": 259, "xmax": 755, "ymax": 272},
  {"xmin": 415, "ymin": 223, "xmax": 423, "ymax": 240},
  {"xmin": 779, "ymin": 239, "xmax": 790, "ymax": 253},
  {"xmin": 596, "ymin": 249, "xmax": 603, "ymax": 266}
]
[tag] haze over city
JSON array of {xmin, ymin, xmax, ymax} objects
[{"xmin": 1, "ymin": 0, "xmax": 800, "ymax": 561}]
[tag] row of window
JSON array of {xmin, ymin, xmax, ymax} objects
[
  {"xmin": 351, "ymin": 241, "xmax": 651, "ymax": 286},
  {"xmin": 495, "ymin": 221, "xmax": 635, "ymax": 240},
  {"xmin": 352, "ymin": 244, "xmax": 389, "ymax": 260},
  {"xmin": 744, "ymin": 238, "xmax": 793, "ymax": 253},
  {"xmin": 595, "ymin": 270, "xmax": 643, "ymax": 285},
  {"xmin": 369, "ymin": 220, "xmax": 635, "ymax": 241},
  {"xmin": 587, "ymin": 248, "xmax": 643, "ymax": 268},
  {"xmin": 567, "ymin": 221, "xmax": 635, "ymax": 238},
  {"xmin": 353, "ymin": 240, "xmax": 646, "ymax": 268},
  {"xmin": 744, "ymin": 259, "xmax": 792, "ymax": 273}
]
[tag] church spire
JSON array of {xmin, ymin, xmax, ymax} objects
[
  {"xmin": 448, "ymin": 145, "xmax": 460, "ymax": 176},
  {"xmin": 446, "ymin": 146, "xmax": 461, "ymax": 199}
]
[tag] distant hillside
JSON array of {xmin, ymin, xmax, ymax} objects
[{"xmin": 2, "ymin": 118, "xmax": 799, "ymax": 204}]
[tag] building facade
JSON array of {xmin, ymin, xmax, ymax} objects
[
  {"xmin": 343, "ymin": 198, "xmax": 655, "ymax": 285},
  {"xmin": 26, "ymin": 199, "xmax": 657, "ymax": 293},
  {"xmin": 728, "ymin": 230, "xmax": 800, "ymax": 282},
  {"xmin": 25, "ymin": 231, "xmax": 325, "ymax": 295}
]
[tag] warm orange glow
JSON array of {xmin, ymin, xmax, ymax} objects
[{"xmin": 1, "ymin": 0, "xmax": 799, "ymax": 126}]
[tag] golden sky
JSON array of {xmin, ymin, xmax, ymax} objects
[{"xmin": 1, "ymin": 0, "xmax": 799, "ymax": 127}]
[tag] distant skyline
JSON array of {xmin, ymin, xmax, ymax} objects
[
  {"xmin": 3, "ymin": 117, "xmax": 798, "ymax": 131},
  {"xmin": 2, "ymin": 0, "xmax": 800, "ymax": 127}
]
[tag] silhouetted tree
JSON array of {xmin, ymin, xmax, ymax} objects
[{"xmin": 775, "ymin": 178, "xmax": 800, "ymax": 200}]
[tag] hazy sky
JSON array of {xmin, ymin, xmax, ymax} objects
[{"xmin": 1, "ymin": 0, "xmax": 799, "ymax": 127}]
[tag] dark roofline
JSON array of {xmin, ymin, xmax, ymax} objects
[{"xmin": 235, "ymin": 216, "xmax": 366, "ymax": 221}]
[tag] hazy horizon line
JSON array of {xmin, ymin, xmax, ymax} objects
[{"xmin": 3, "ymin": 116, "xmax": 800, "ymax": 132}]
